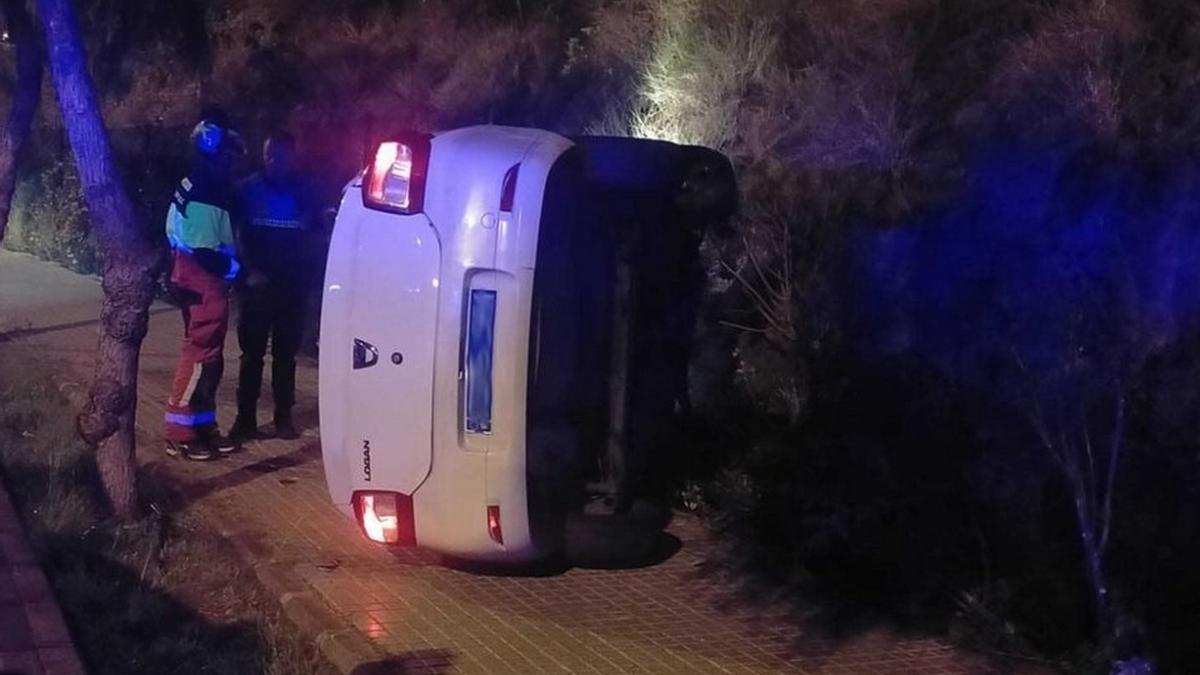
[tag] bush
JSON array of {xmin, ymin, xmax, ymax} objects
[
  {"xmin": 7, "ymin": 160, "xmax": 101, "ymax": 274},
  {"xmin": 586, "ymin": 0, "xmax": 1200, "ymax": 671}
]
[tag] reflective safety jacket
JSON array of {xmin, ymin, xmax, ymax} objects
[{"xmin": 165, "ymin": 167, "xmax": 240, "ymax": 280}]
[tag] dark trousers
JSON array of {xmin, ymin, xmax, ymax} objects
[{"xmin": 237, "ymin": 282, "xmax": 304, "ymax": 420}]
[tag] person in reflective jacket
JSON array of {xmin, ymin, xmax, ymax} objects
[
  {"xmin": 229, "ymin": 130, "xmax": 319, "ymax": 441},
  {"xmin": 163, "ymin": 110, "xmax": 244, "ymax": 461}
]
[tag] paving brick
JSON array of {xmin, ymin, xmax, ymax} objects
[
  {"xmin": 0, "ymin": 250, "xmax": 1050, "ymax": 675},
  {"xmin": 0, "ymin": 602, "xmax": 35, "ymax": 651},
  {"xmin": 7, "ymin": 566, "xmax": 53, "ymax": 604},
  {"xmin": 0, "ymin": 570, "xmax": 17, "ymax": 604},
  {"xmin": 37, "ymin": 647, "xmax": 87, "ymax": 675},
  {"xmin": 0, "ymin": 649, "xmax": 44, "ymax": 675},
  {"xmin": 0, "ymin": 531, "xmax": 37, "ymax": 566},
  {"xmin": 22, "ymin": 602, "xmax": 73, "ymax": 648}
]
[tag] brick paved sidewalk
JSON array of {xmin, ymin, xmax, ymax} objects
[
  {"xmin": 0, "ymin": 480, "xmax": 86, "ymax": 675},
  {"xmin": 0, "ymin": 249, "xmax": 1034, "ymax": 675}
]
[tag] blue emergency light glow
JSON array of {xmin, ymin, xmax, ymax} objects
[{"xmin": 465, "ymin": 289, "xmax": 497, "ymax": 434}]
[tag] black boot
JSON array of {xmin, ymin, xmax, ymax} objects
[
  {"xmin": 229, "ymin": 413, "xmax": 260, "ymax": 442},
  {"xmin": 206, "ymin": 431, "xmax": 239, "ymax": 456},
  {"xmin": 274, "ymin": 409, "xmax": 298, "ymax": 440}
]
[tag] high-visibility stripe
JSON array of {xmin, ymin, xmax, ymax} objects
[
  {"xmin": 250, "ymin": 217, "xmax": 304, "ymax": 229},
  {"xmin": 180, "ymin": 362, "xmax": 202, "ymax": 403},
  {"xmin": 164, "ymin": 411, "xmax": 216, "ymax": 427}
]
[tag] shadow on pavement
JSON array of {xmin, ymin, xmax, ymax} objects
[
  {"xmin": 0, "ymin": 306, "xmax": 177, "ymax": 344},
  {"xmin": 348, "ymin": 650, "xmax": 455, "ymax": 675},
  {"xmin": 164, "ymin": 440, "xmax": 320, "ymax": 506},
  {"xmin": 562, "ymin": 504, "xmax": 682, "ymax": 571}
]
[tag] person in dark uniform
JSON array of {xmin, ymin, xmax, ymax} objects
[{"xmin": 229, "ymin": 131, "xmax": 319, "ymax": 441}]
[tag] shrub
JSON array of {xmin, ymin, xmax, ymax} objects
[
  {"xmin": 7, "ymin": 160, "xmax": 101, "ymax": 274},
  {"xmin": 586, "ymin": 0, "xmax": 1200, "ymax": 670}
]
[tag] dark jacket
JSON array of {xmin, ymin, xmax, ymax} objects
[{"xmin": 236, "ymin": 171, "xmax": 318, "ymax": 287}]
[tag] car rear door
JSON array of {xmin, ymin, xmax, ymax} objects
[{"xmin": 343, "ymin": 211, "xmax": 441, "ymax": 496}]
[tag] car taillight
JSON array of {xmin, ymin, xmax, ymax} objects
[
  {"xmin": 361, "ymin": 494, "xmax": 397, "ymax": 543},
  {"xmin": 363, "ymin": 134, "xmax": 432, "ymax": 214},
  {"xmin": 487, "ymin": 505, "xmax": 503, "ymax": 545},
  {"xmin": 352, "ymin": 491, "xmax": 416, "ymax": 545}
]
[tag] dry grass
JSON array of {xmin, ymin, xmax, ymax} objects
[
  {"xmin": 582, "ymin": 0, "xmax": 936, "ymax": 377},
  {"xmin": 0, "ymin": 355, "xmax": 332, "ymax": 675},
  {"xmin": 578, "ymin": 0, "xmax": 1162, "ymax": 425},
  {"xmin": 630, "ymin": 0, "xmax": 780, "ymax": 151},
  {"xmin": 990, "ymin": 0, "xmax": 1138, "ymax": 138}
]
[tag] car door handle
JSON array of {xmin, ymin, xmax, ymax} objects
[{"xmin": 353, "ymin": 338, "xmax": 379, "ymax": 370}]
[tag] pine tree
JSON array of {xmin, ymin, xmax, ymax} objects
[{"xmin": 38, "ymin": 0, "xmax": 161, "ymax": 518}]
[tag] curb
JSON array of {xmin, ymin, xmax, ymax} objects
[
  {"xmin": 0, "ymin": 478, "xmax": 89, "ymax": 675},
  {"xmin": 224, "ymin": 531, "xmax": 383, "ymax": 675}
]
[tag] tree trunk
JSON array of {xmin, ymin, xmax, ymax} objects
[
  {"xmin": 0, "ymin": 0, "xmax": 42, "ymax": 243},
  {"xmin": 37, "ymin": 0, "xmax": 159, "ymax": 519}
]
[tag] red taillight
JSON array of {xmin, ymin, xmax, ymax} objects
[
  {"xmin": 499, "ymin": 163, "xmax": 520, "ymax": 212},
  {"xmin": 487, "ymin": 505, "xmax": 503, "ymax": 545},
  {"xmin": 363, "ymin": 134, "xmax": 432, "ymax": 214},
  {"xmin": 368, "ymin": 142, "xmax": 407, "ymax": 205},
  {"xmin": 352, "ymin": 491, "xmax": 416, "ymax": 545},
  {"xmin": 361, "ymin": 493, "xmax": 397, "ymax": 543}
]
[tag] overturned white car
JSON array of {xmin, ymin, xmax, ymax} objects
[{"xmin": 320, "ymin": 125, "xmax": 734, "ymax": 563}]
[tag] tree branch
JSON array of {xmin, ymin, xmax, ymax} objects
[
  {"xmin": 1100, "ymin": 394, "xmax": 1125, "ymax": 553},
  {"xmin": 720, "ymin": 258, "xmax": 792, "ymax": 338},
  {"xmin": 718, "ymin": 320, "xmax": 769, "ymax": 333},
  {"xmin": 1082, "ymin": 423, "xmax": 1097, "ymax": 522}
]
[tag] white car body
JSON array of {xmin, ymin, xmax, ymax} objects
[
  {"xmin": 320, "ymin": 125, "xmax": 736, "ymax": 564},
  {"xmin": 320, "ymin": 126, "xmax": 574, "ymax": 562}
]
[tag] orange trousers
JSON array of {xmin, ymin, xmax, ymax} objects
[{"xmin": 164, "ymin": 251, "xmax": 230, "ymax": 442}]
